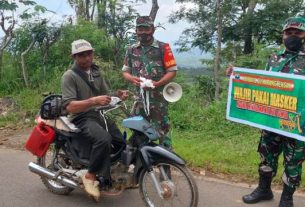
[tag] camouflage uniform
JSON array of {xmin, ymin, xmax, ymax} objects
[
  {"xmin": 258, "ymin": 17, "xmax": 305, "ymax": 189},
  {"xmin": 122, "ymin": 16, "xmax": 178, "ymax": 147}
]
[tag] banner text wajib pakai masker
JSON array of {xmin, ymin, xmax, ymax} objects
[{"xmin": 226, "ymin": 67, "xmax": 305, "ymax": 142}]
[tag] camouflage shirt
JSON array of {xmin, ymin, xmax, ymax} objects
[
  {"xmin": 122, "ymin": 39, "xmax": 178, "ymax": 103},
  {"xmin": 266, "ymin": 48, "xmax": 305, "ymax": 75},
  {"xmin": 122, "ymin": 39, "xmax": 178, "ymax": 140},
  {"xmin": 260, "ymin": 48, "xmax": 305, "ymax": 188}
]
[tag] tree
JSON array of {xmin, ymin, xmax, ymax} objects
[
  {"xmin": 170, "ymin": 0, "xmax": 233, "ymax": 100},
  {"xmin": 170, "ymin": 0, "xmax": 305, "ymax": 100},
  {"xmin": 67, "ymin": 0, "xmax": 147, "ymax": 66},
  {"xmin": 222, "ymin": 0, "xmax": 305, "ymax": 53},
  {"xmin": 96, "ymin": 0, "xmax": 107, "ymax": 28},
  {"xmin": 214, "ymin": 0, "xmax": 222, "ymax": 100},
  {"xmin": 0, "ymin": 0, "xmax": 37, "ymax": 80},
  {"xmin": 170, "ymin": 0, "xmax": 234, "ymax": 52},
  {"xmin": 67, "ymin": 0, "xmax": 161, "ymax": 66},
  {"xmin": 171, "ymin": 0, "xmax": 305, "ymax": 55},
  {"xmin": 149, "ymin": 0, "xmax": 159, "ymax": 21},
  {"xmin": 68, "ymin": 0, "xmax": 92, "ymax": 21},
  {"xmin": 242, "ymin": 0, "xmax": 257, "ymax": 54},
  {"xmin": 38, "ymin": 25, "xmax": 61, "ymax": 77},
  {"xmin": 253, "ymin": 0, "xmax": 305, "ymax": 45},
  {"xmin": 20, "ymin": 20, "xmax": 48, "ymax": 87},
  {"xmin": 13, "ymin": 5, "xmax": 54, "ymax": 87}
]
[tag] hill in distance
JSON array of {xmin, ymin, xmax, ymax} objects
[{"xmin": 173, "ymin": 47, "xmax": 212, "ymax": 69}]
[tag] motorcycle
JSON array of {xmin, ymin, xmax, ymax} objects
[{"xmin": 27, "ymin": 94, "xmax": 199, "ymax": 207}]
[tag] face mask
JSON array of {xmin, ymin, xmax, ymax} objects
[
  {"xmin": 137, "ymin": 31, "xmax": 154, "ymax": 44},
  {"xmin": 284, "ymin": 35, "xmax": 304, "ymax": 52}
]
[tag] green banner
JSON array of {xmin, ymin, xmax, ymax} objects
[{"xmin": 226, "ymin": 67, "xmax": 305, "ymax": 142}]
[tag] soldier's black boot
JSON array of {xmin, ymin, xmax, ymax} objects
[
  {"xmin": 279, "ymin": 184, "xmax": 295, "ymax": 207},
  {"xmin": 242, "ymin": 175, "xmax": 273, "ymax": 204}
]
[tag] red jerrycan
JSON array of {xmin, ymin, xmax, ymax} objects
[{"xmin": 25, "ymin": 122, "xmax": 55, "ymax": 157}]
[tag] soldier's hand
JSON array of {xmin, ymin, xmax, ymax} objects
[
  {"xmin": 92, "ymin": 95, "xmax": 111, "ymax": 106},
  {"xmin": 226, "ymin": 63, "xmax": 233, "ymax": 78},
  {"xmin": 131, "ymin": 76, "xmax": 141, "ymax": 86}
]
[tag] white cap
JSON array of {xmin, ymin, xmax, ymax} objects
[{"xmin": 71, "ymin": 39, "xmax": 94, "ymax": 55}]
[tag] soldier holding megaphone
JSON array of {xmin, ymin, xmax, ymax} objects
[{"xmin": 122, "ymin": 16, "xmax": 180, "ymax": 148}]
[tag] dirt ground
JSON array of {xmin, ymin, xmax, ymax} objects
[
  {"xmin": 0, "ymin": 96, "xmax": 33, "ymax": 149},
  {"xmin": 0, "ymin": 127, "xmax": 33, "ymax": 150}
]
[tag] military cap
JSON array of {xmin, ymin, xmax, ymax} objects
[
  {"xmin": 283, "ymin": 16, "xmax": 305, "ymax": 31},
  {"xmin": 136, "ymin": 16, "xmax": 154, "ymax": 27}
]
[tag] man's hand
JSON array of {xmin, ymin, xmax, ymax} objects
[
  {"xmin": 117, "ymin": 90, "xmax": 129, "ymax": 100},
  {"xmin": 226, "ymin": 63, "xmax": 233, "ymax": 78},
  {"xmin": 92, "ymin": 95, "xmax": 111, "ymax": 106}
]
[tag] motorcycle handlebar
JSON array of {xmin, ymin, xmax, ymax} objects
[
  {"xmin": 94, "ymin": 96, "xmax": 122, "ymax": 111},
  {"xmin": 94, "ymin": 105, "xmax": 115, "ymax": 111},
  {"xmin": 94, "ymin": 96, "xmax": 143, "ymax": 116}
]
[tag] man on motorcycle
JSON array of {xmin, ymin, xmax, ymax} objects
[
  {"xmin": 122, "ymin": 16, "xmax": 178, "ymax": 148},
  {"xmin": 61, "ymin": 39, "xmax": 127, "ymax": 201}
]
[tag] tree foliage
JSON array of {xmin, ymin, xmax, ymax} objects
[
  {"xmin": 67, "ymin": 0, "xmax": 147, "ymax": 65},
  {"xmin": 4, "ymin": 19, "xmax": 116, "ymax": 90},
  {"xmin": 0, "ymin": 0, "xmax": 38, "ymax": 79},
  {"xmin": 1, "ymin": 0, "xmax": 158, "ymax": 90},
  {"xmin": 224, "ymin": 0, "xmax": 305, "ymax": 48},
  {"xmin": 171, "ymin": 0, "xmax": 305, "ymax": 54},
  {"xmin": 169, "ymin": 0, "xmax": 305, "ymax": 102}
]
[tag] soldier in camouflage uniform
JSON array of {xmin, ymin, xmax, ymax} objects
[
  {"xmin": 122, "ymin": 16, "xmax": 178, "ymax": 148},
  {"xmin": 242, "ymin": 16, "xmax": 305, "ymax": 207}
]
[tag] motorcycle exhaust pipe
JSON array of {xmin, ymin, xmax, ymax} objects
[{"xmin": 28, "ymin": 162, "xmax": 78, "ymax": 189}]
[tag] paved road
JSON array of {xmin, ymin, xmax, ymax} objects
[{"xmin": 0, "ymin": 148, "xmax": 304, "ymax": 207}]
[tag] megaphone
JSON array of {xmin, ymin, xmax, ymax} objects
[{"xmin": 163, "ymin": 82, "xmax": 182, "ymax": 102}]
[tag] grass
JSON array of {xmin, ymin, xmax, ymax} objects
[
  {"xmin": 173, "ymin": 128, "xmax": 305, "ymax": 188},
  {"xmin": 170, "ymin": 92, "xmax": 305, "ymax": 188},
  {"xmin": 0, "ymin": 68, "xmax": 62, "ymax": 127}
]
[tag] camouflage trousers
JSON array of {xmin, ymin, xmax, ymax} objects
[
  {"xmin": 258, "ymin": 130, "xmax": 305, "ymax": 188},
  {"xmin": 134, "ymin": 102, "xmax": 171, "ymax": 148}
]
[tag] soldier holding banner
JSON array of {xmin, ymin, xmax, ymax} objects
[{"xmin": 227, "ymin": 16, "xmax": 305, "ymax": 207}]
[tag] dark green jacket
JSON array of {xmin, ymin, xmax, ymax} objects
[{"xmin": 61, "ymin": 63, "xmax": 109, "ymax": 120}]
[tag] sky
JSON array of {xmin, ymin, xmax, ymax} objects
[
  {"xmin": 31, "ymin": 0, "xmax": 191, "ymax": 46},
  {"xmin": 2, "ymin": 0, "xmax": 205, "ymax": 67}
]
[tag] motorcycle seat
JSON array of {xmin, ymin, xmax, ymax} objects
[
  {"xmin": 36, "ymin": 116, "xmax": 80, "ymax": 133},
  {"xmin": 59, "ymin": 116, "xmax": 80, "ymax": 133}
]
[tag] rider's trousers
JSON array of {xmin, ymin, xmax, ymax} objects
[{"xmin": 74, "ymin": 114, "xmax": 123, "ymax": 179}]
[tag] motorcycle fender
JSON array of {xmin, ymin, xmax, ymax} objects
[
  {"xmin": 133, "ymin": 146, "xmax": 186, "ymax": 184},
  {"xmin": 138, "ymin": 145, "xmax": 185, "ymax": 170}
]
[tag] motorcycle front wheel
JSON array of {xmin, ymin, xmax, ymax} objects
[
  {"xmin": 139, "ymin": 161, "xmax": 199, "ymax": 207},
  {"xmin": 37, "ymin": 145, "xmax": 74, "ymax": 195}
]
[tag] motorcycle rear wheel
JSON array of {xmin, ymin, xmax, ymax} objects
[
  {"xmin": 37, "ymin": 145, "xmax": 74, "ymax": 195},
  {"xmin": 139, "ymin": 161, "xmax": 199, "ymax": 207}
]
